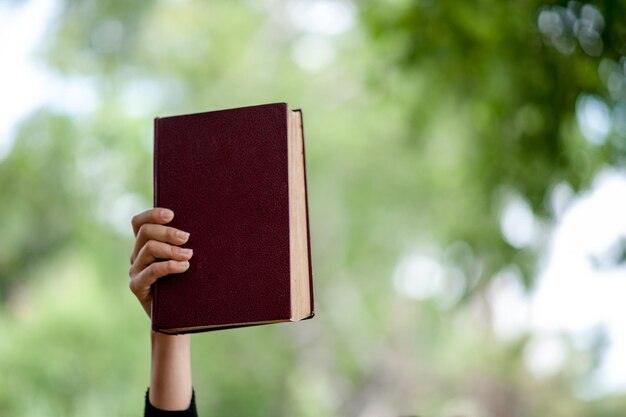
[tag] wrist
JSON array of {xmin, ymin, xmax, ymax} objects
[
  {"xmin": 151, "ymin": 331, "xmax": 191, "ymax": 371},
  {"xmin": 149, "ymin": 330, "xmax": 192, "ymax": 411},
  {"xmin": 151, "ymin": 330, "xmax": 191, "ymax": 349}
]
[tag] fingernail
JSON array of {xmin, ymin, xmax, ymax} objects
[
  {"xmin": 178, "ymin": 261, "xmax": 190, "ymax": 268},
  {"xmin": 176, "ymin": 230, "xmax": 190, "ymax": 240},
  {"xmin": 180, "ymin": 248, "xmax": 193, "ymax": 256},
  {"xmin": 161, "ymin": 209, "xmax": 174, "ymax": 221}
]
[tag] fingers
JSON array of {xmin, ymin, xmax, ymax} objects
[
  {"xmin": 130, "ymin": 223, "xmax": 191, "ymax": 265},
  {"xmin": 131, "ymin": 207, "xmax": 174, "ymax": 237},
  {"xmin": 130, "ymin": 240, "xmax": 193, "ymax": 275},
  {"xmin": 129, "ymin": 259, "xmax": 191, "ymax": 297},
  {"xmin": 128, "ymin": 207, "xmax": 191, "ymax": 319}
]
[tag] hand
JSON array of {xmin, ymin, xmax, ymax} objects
[{"xmin": 128, "ymin": 207, "xmax": 193, "ymax": 318}]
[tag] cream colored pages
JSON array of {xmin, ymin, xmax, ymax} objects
[{"xmin": 288, "ymin": 110, "xmax": 311, "ymax": 320}]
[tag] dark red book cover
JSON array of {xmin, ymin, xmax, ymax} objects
[{"xmin": 152, "ymin": 102, "xmax": 313, "ymax": 334}]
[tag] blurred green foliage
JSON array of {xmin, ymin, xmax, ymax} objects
[
  {"xmin": 1, "ymin": 0, "xmax": 626, "ymax": 416},
  {"xmin": 362, "ymin": 0, "xmax": 626, "ymax": 290}
]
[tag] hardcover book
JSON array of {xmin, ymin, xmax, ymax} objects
[{"xmin": 152, "ymin": 102, "xmax": 314, "ymax": 334}]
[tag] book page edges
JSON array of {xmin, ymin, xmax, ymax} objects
[
  {"xmin": 295, "ymin": 109, "xmax": 315, "ymax": 320},
  {"xmin": 289, "ymin": 110, "xmax": 312, "ymax": 321}
]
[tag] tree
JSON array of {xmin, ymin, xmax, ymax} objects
[{"xmin": 362, "ymin": 0, "xmax": 626, "ymax": 291}]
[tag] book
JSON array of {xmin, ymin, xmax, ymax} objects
[{"xmin": 152, "ymin": 102, "xmax": 314, "ymax": 334}]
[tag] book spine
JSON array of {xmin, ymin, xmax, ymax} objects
[
  {"xmin": 152, "ymin": 117, "xmax": 160, "ymax": 332},
  {"xmin": 296, "ymin": 109, "xmax": 315, "ymax": 318}
]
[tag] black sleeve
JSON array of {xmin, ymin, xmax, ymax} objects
[{"xmin": 144, "ymin": 387, "xmax": 198, "ymax": 417}]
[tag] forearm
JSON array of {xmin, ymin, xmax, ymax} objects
[{"xmin": 149, "ymin": 330, "xmax": 193, "ymax": 410}]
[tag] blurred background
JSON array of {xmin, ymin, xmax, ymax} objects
[{"xmin": 1, "ymin": 0, "xmax": 626, "ymax": 415}]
